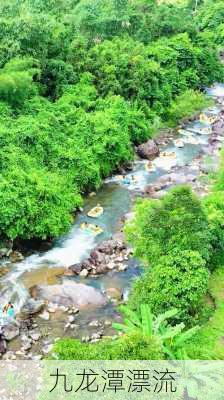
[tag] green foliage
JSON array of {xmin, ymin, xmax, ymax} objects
[
  {"xmin": 0, "ymin": 0, "xmax": 222, "ymax": 240},
  {"xmin": 113, "ymin": 304, "xmax": 200, "ymax": 358},
  {"xmin": 53, "ymin": 332, "xmax": 164, "ymax": 360},
  {"xmin": 166, "ymin": 89, "xmax": 213, "ymax": 126},
  {"xmin": 0, "ymin": 151, "xmax": 81, "ymax": 239},
  {"xmin": 203, "ymin": 151, "xmax": 224, "ymax": 268},
  {"xmin": 183, "ymin": 268, "xmax": 224, "ymax": 359},
  {"xmin": 129, "ymin": 250, "xmax": 209, "ymax": 323},
  {"xmin": 0, "ymin": 57, "xmax": 40, "ymax": 107},
  {"xmin": 125, "ymin": 185, "xmax": 212, "ymax": 265},
  {"xmin": 204, "ymin": 192, "xmax": 224, "ymax": 268},
  {"xmin": 197, "ymin": 1, "xmax": 224, "ymax": 31}
]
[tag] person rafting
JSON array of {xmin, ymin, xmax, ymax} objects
[
  {"xmin": 6, "ymin": 303, "xmax": 15, "ymax": 319},
  {"xmin": 80, "ymin": 222, "xmax": 103, "ymax": 236},
  {"xmin": 145, "ymin": 161, "xmax": 156, "ymax": 172},
  {"xmin": 0, "ymin": 302, "xmax": 15, "ymax": 325},
  {"xmin": 122, "ymin": 175, "xmax": 131, "ymax": 185}
]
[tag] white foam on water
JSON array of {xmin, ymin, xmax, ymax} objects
[
  {"xmin": 0, "ymin": 227, "xmax": 96, "ymax": 311},
  {"xmin": 206, "ymin": 84, "xmax": 224, "ymax": 97},
  {"xmin": 38, "ymin": 229, "xmax": 96, "ymax": 267},
  {"xmin": 154, "ymin": 156, "xmax": 177, "ymax": 171}
]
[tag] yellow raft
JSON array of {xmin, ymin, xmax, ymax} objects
[
  {"xmin": 161, "ymin": 151, "xmax": 177, "ymax": 159},
  {"xmin": 87, "ymin": 205, "xmax": 104, "ymax": 218},
  {"xmin": 80, "ymin": 223, "xmax": 104, "ymax": 236},
  {"xmin": 145, "ymin": 161, "xmax": 156, "ymax": 172},
  {"xmin": 174, "ymin": 139, "xmax": 184, "ymax": 148},
  {"xmin": 199, "ymin": 113, "xmax": 217, "ymax": 124}
]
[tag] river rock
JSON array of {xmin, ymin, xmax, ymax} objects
[
  {"xmin": 91, "ymin": 332, "xmax": 102, "ymax": 341},
  {"xmin": 89, "ymin": 320, "xmax": 101, "ymax": 327},
  {"xmin": 0, "ymin": 248, "xmax": 10, "ymax": 258},
  {"xmin": 20, "ymin": 299, "xmax": 45, "ymax": 318},
  {"xmin": 42, "ymin": 344, "xmax": 53, "ymax": 354},
  {"xmin": 0, "ymin": 265, "xmax": 10, "ymax": 278},
  {"xmin": 9, "ymin": 251, "xmax": 24, "ymax": 263},
  {"xmin": 94, "ymin": 264, "xmax": 108, "ymax": 274},
  {"xmin": 82, "ymin": 336, "xmax": 90, "ymax": 343},
  {"xmin": 136, "ymin": 140, "xmax": 159, "ymax": 160},
  {"xmin": 90, "ymin": 250, "xmax": 105, "ymax": 264},
  {"xmin": 37, "ymin": 281, "xmax": 107, "ymax": 308},
  {"xmin": 118, "ymin": 263, "xmax": 127, "ymax": 272},
  {"xmin": 3, "ymin": 323, "xmax": 20, "ymax": 341},
  {"xmin": 213, "ymin": 120, "xmax": 224, "ymax": 134},
  {"xmin": 29, "ymin": 331, "xmax": 41, "ymax": 341},
  {"xmin": 123, "ymin": 161, "xmax": 133, "ymax": 171},
  {"xmin": 98, "ymin": 239, "xmax": 126, "ymax": 254},
  {"xmin": 68, "ymin": 315, "xmax": 75, "ymax": 323},
  {"xmin": 107, "ymin": 261, "xmax": 115, "ymax": 270},
  {"xmin": 21, "ymin": 339, "xmax": 32, "ymax": 351},
  {"xmin": 106, "ymin": 287, "xmax": 123, "ymax": 301},
  {"xmin": 39, "ymin": 311, "xmax": 50, "ymax": 321},
  {"xmin": 104, "ymin": 320, "xmax": 112, "ymax": 327},
  {"xmin": 144, "ymin": 184, "xmax": 156, "ymax": 196},
  {"xmin": 3, "ymin": 351, "xmax": 16, "ymax": 360},
  {"xmin": 69, "ymin": 263, "xmax": 82, "ymax": 275},
  {"xmin": 79, "ymin": 268, "xmax": 89, "ymax": 277},
  {"xmin": 0, "ymin": 335, "xmax": 7, "ymax": 354}
]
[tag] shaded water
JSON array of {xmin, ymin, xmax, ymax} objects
[{"xmin": 0, "ymin": 83, "xmax": 224, "ymax": 327}]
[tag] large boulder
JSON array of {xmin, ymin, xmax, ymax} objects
[
  {"xmin": 213, "ymin": 119, "xmax": 224, "ymax": 135},
  {"xmin": 9, "ymin": 251, "xmax": 24, "ymax": 263},
  {"xmin": 0, "ymin": 336, "xmax": 7, "ymax": 354},
  {"xmin": 136, "ymin": 140, "xmax": 159, "ymax": 160},
  {"xmin": 90, "ymin": 250, "xmax": 106, "ymax": 265},
  {"xmin": 3, "ymin": 323, "xmax": 20, "ymax": 341},
  {"xmin": 19, "ymin": 298, "xmax": 45, "ymax": 318},
  {"xmin": 95, "ymin": 239, "xmax": 126, "ymax": 254},
  {"xmin": 37, "ymin": 281, "xmax": 107, "ymax": 308}
]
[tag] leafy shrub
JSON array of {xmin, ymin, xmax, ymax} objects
[
  {"xmin": 125, "ymin": 185, "xmax": 212, "ymax": 266},
  {"xmin": 0, "ymin": 151, "xmax": 81, "ymax": 239},
  {"xmin": 129, "ymin": 250, "xmax": 209, "ymax": 323},
  {"xmin": 0, "ymin": 57, "xmax": 40, "ymax": 107},
  {"xmin": 165, "ymin": 90, "xmax": 213, "ymax": 126},
  {"xmin": 53, "ymin": 332, "xmax": 164, "ymax": 360}
]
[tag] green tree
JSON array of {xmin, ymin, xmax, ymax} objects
[
  {"xmin": 129, "ymin": 250, "xmax": 209, "ymax": 323},
  {"xmin": 125, "ymin": 185, "xmax": 212, "ymax": 266},
  {"xmin": 0, "ymin": 57, "xmax": 40, "ymax": 107}
]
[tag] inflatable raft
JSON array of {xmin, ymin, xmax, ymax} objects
[
  {"xmin": 145, "ymin": 161, "xmax": 156, "ymax": 172},
  {"xmin": 80, "ymin": 223, "xmax": 104, "ymax": 236},
  {"xmin": 199, "ymin": 113, "xmax": 217, "ymax": 125},
  {"xmin": 174, "ymin": 139, "xmax": 184, "ymax": 148},
  {"xmin": 87, "ymin": 205, "xmax": 104, "ymax": 218},
  {"xmin": 160, "ymin": 151, "xmax": 177, "ymax": 159}
]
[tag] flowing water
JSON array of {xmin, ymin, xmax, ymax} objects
[{"xmin": 1, "ymin": 83, "xmax": 224, "ymax": 326}]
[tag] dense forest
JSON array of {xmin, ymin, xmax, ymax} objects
[
  {"xmin": 0, "ymin": 0, "xmax": 223, "ymax": 241},
  {"xmin": 1, "ymin": 0, "xmax": 224, "ymax": 363}
]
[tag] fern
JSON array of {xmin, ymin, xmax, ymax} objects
[
  {"xmin": 154, "ymin": 308, "xmax": 179, "ymax": 333},
  {"xmin": 140, "ymin": 304, "xmax": 153, "ymax": 336}
]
